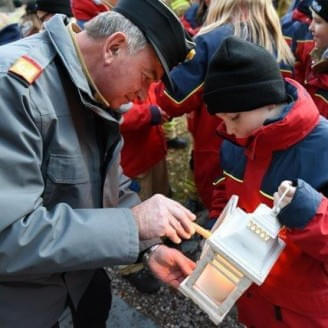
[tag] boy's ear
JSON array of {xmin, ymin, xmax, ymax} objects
[{"xmin": 103, "ymin": 32, "xmax": 128, "ymax": 63}]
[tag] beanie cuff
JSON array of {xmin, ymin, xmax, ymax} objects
[
  {"xmin": 311, "ymin": 0, "xmax": 328, "ymax": 22},
  {"xmin": 205, "ymin": 80, "xmax": 287, "ymax": 114}
]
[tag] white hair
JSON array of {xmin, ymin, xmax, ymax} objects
[{"xmin": 84, "ymin": 11, "xmax": 148, "ymax": 54}]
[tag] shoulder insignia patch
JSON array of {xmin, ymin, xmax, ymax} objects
[{"xmin": 9, "ymin": 55, "xmax": 42, "ymax": 84}]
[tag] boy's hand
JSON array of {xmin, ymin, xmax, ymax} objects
[{"xmin": 273, "ymin": 180, "xmax": 296, "ymax": 210}]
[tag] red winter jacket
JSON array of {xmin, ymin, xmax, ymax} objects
[
  {"xmin": 120, "ymin": 86, "xmax": 166, "ymax": 178},
  {"xmin": 211, "ymin": 79, "xmax": 328, "ymax": 326},
  {"xmin": 300, "ymin": 54, "xmax": 328, "ymax": 118},
  {"xmin": 71, "ymin": 0, "xmax": 109, "ymax": 21}
]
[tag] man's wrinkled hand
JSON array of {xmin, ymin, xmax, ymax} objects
[
  {"xmin": 148, "ymin": 245, "xmax": 196, "ymax": 288},
  {"xmin": 132, "ymin": 194, "xmax": 196, "ymax": 243}
]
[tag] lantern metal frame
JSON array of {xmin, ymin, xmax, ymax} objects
[{"xmin": 179, "ymin": 195, "xmax": 285, "ymax": 325}]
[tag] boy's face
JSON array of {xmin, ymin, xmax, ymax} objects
[
  {"xmin": 216, "ymin": 106, "xmax": 273, "ymax": 138},
  {"xmin": 310, "ymin": 11, "xmax": 328, "ymax": 49}
]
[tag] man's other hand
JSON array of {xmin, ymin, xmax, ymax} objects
[{"xmin": 148, "ymin": 245, "xmax": 196, "ymax": 288}]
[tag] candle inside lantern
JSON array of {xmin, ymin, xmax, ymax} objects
[{"xmin": 194, "ymin": 263, "xmax": 236, "ymax": 304}]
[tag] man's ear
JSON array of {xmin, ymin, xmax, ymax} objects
[{"xmin": 103, "ymin": 32, "xmax": 128, "ymax": 64}]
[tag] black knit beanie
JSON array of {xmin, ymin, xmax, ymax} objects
[
  {"xmin": 204, "ymin": 37, "xmax": 287, "ymax": 114},
  {"xmin": 298, "ymin": 0, "xmax": 312, "ymax": 18},
  {"xmin": 311, "ymin": 0, "xmax": 328, "ymax": 22},
  {"xmin": 36, "ymin": 0, "xmax": 73, "ymax": 17}
]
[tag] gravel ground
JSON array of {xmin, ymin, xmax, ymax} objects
[{"xmin": 110, "ymin": 266, "xmax": 242, "ymax": 328}]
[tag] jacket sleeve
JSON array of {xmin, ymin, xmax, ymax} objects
[
  {"xmin": 120, "ymin": 102, "xmax": 161, "ymax": 132},
  {"xmin": 278, "ymin": 179, "xmax": 328, "ymax": 262},
  {"xmin": 0, "ymin": 74, "xmax": 139, "ymax": 277}
]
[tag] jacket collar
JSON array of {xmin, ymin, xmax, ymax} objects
[
  {"xmin": 44, "ymin": 15, "xmax": 91, "ymax": 95},
  {"xmin": 217, "ymin": 79, "xmax": 320, "ymax": 160}
]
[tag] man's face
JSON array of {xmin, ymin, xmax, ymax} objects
[
  {"xmin": 310, "ymin": 11, "xmax": 328, "ymax": 49},
  {"xmin": 95, "ymin": 36, "xmax": 163, "ymax": 109},
  {"xmin": 215, "ymin": 106, "xmax": 273, "ymax": 138}
]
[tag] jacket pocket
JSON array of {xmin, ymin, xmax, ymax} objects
[
  {"xmin": 43, "ymin": 154, "xmax": 90, "ymax": 207},
  {"xmin": 47, "ymin": 154, "xmax": 89, "ymax": 184}
]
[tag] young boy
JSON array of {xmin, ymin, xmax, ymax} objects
[{"xmin": 204, "ymin": 36, "xmax": 328, "ymax": 327}]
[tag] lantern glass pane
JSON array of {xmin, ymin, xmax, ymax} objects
[{"xmin": 194, "ymin": 263, "xmax": 237, "ymax": 305}]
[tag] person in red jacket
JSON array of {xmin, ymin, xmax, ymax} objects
[
  {"xmin": 71, "ymin": 0, "xmax": 116, "ymax": 28},
  {"xmin": 297, "ymin": 0, "xmax": 328, "ymax": 117},
  {"xmin": 206, "ymin": 36, "xmax": 328, "ymax": 327},
  {"xmin": 281, "ymin": 0, "xmax": 314, "ymax": 80},
  {"xmin": 120, "ymin": 86, "xmax": 170, "ymax": 201}
]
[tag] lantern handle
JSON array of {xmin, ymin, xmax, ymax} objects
[
  {"xmin": 272, "ymin": 184, "xmax": 291, "ymax": 215},
  {"xmin": 192, "ymin": 222, "xmax": 211, "ymax": 239}
]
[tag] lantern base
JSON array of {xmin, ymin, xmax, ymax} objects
[
  {"xmin": 179, "ymin": 276, "xmax": 251, "ymax": 325},
  {"xmin": 179, "ymin": 277, "xmax": 227, "ymax": 325}
]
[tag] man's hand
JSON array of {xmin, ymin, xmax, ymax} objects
[
  {"xmin": 273, "ymin": 180, "xmax": 296, "ymax": 211},
  {"xmin": 132, "ymin": 194, "xmax": 196, "ymax": 243},
  {"xmin": 148, "ymin": 245, "xmax": 196, "ymax": 288}
]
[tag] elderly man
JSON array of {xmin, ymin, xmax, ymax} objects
[{"xmin": 0, "ymin": 0, "xmax": 196, "ymax": 327}]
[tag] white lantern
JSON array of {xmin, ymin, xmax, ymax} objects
[{"xmin": 179, "ymin": 195, "xmax": 286, "ymax": 325}]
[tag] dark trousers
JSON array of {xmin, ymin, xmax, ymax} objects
[{"xmin": 53, "ymin": 269, "xmax": 112, "ymax": 328}]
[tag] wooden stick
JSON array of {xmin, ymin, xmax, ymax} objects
[{"xmin": 192, "ymin": 222, "xmax": 212, "ymax": 239}]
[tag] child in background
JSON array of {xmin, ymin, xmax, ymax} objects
[
  {"xmin": 297, "ymin": 0, "xmax": 328, "ymax": 117},
  {"xmin": 120, "ymin": 93, "xmax": 170, "ymax": 202},
  {"xmin": 205, "ymin": 36, "xmax": 328, "ymax": 327},
  {"xmin": 281, "ymin": 0, "xmax": 314, "ymax": 81},
  {"xmin": 70, "ymin": 0, "xmax": 116, "ymax": 28}
]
